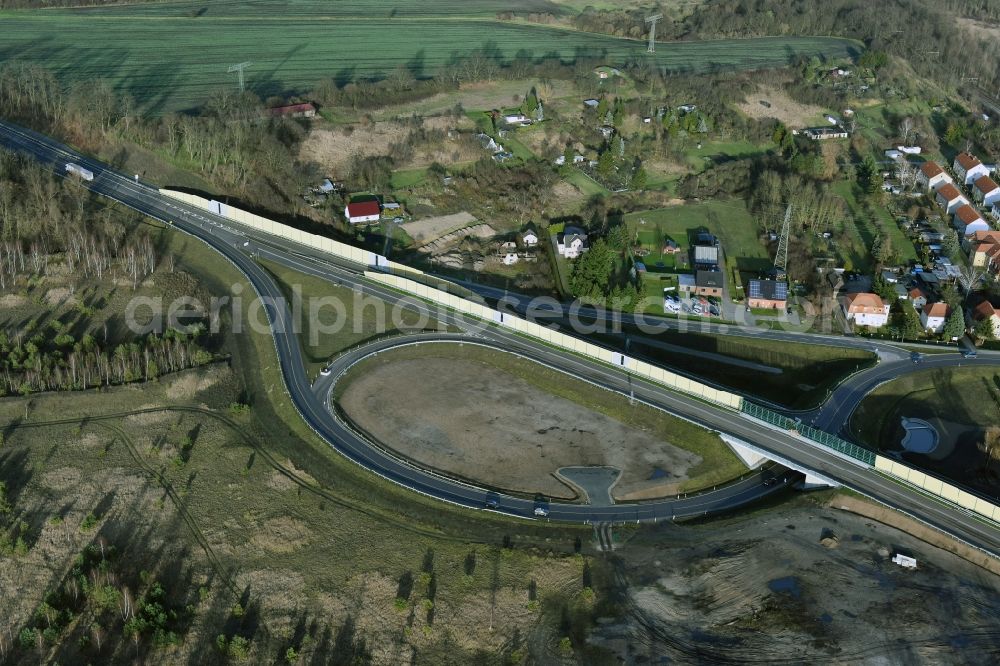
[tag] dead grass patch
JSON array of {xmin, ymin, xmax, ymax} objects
[
  {"xmin": 250, "ymin": 517, "xmax": 313, "ymax": 554},
  {"xmin": 405, "ymin": 211, "xmax": 478, "ymax": 245},
  {"xmin": 736, "ymin": 85, "xmax": 826, "ymax": 127}
]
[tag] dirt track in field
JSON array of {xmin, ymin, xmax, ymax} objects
[{"xmin": 337, "ymin": 356, "xmax": 702, "ymax": 500}]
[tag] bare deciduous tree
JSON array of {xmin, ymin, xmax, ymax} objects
[
  {"xmin": 899, "ymin": 117, "xmax": 915, "ymax": 144},
  {"xmin": 896, "ymin": 159, "xmax": 917, "ymax": 191}
]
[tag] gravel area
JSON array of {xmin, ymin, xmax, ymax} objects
[{"xmin": 337, "ymin": 356, "xmax": 703, "ymax": 500}]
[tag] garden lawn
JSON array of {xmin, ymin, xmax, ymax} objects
[
  {"xmin": 563, "ymin": 168, "xmax": 609, "ymax": 196},
  {"xmin": 831, "ymin": 180, "xmax": 919, "ymax": 269},
  {"xmin": 625, "ymin": 200, "xmax": 771, "ymax": 277},
  {"xmin": 681, "ymin": 139, "xmax": 776, "ymax": 169}
]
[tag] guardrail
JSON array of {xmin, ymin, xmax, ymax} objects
[{"xmin": 740, "ymin": 400, "xmax": 876, "ymax": 466}]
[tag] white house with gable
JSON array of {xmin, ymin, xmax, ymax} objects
[
  {"xmin": 954, "ymin": 151, "xmax": 990, "ymax": 185},
  {"xmin": 557, "ymin": 226, "xmax": 589, "ymax": 259}
]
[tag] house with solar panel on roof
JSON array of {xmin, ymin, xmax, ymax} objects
[{"xmin": 747, "ymin": 278, "xmax": 788, "ymax": 310}]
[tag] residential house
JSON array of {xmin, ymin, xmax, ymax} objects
[
  {"xmin": 935, "ymin": 183, "xmax": 969, "ymax": 214},
  {"xmin": 953, "ymin": 151, "xmax": 990, "ymax": 185},
  {"xmin": 583, "ymin": 99, "xmax": 600, "ymax": 108},
  {"xmin": 953, "ymin": 204, "xmax": 990, "ymax": 237},
  {"xmin": 662, "ymin": 239, "xmax": 681, "ymax": 254},
  {"xmin": 893, "ymin": 283, "xmax": 909, "ymax": 300},
  {"xmin": 695, "ymin": 271, "xmax": 724, "ymax": 297},
  {"xmin": 921, "ymin": 302, "xmax": 951, "ymax": 334},
  {"xmin": 268, "ymin": 102, "xmax": 317, "ymax": 118},
  {"xmin": 969, "ymin": 230, "xmax": 1000, "ymax": 273},
  {"xmin": 344, "ymin": 200, "xmax": 381, "ymax": 224},
  {"xmin": 557, "ymin": 226, "xmax": 589, "ymax": 259},
  {"xmin": 907, "ymin": 286, "xmax": 928, "ymax": 310},
  {"xmin": 597, "ymin": 125, "xmax": 615, "ymax": 139},
  {"xmin": 694, "ymin": 245, "xmax": 720, "ymax": 269},
  {"xmin": 520, "ymin": 225, "xmax": 539, "ymax": 247},
  {"xmin": 917, "ymin": 161, "xmax": 952, "ymax": 191},
  {"xmin": 677, "ymin": 273, "xmax": 696, "ymax": 294},
  {"xmin": 498, "ymin": 241, "xmax": 519, "ymax": 266},
  {"xmin": 842, "ymin": 293, "xmax": 890, "ymax": 328},
  {"xmin": 972, "ymin": 300, "xmax": 1000, "ymax": 337},
  {"xmin": 973, "ymin": 175, "xmax": 1000, "ymax": 206},
  {"xmin": 747, "ymin": 279, "xmax": 788, "ymax": 310}
]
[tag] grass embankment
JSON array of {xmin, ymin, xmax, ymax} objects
[
  {"xmin": 259, "ymin": 259, "xmax": 445, "ymax": 377},
  {"xmin": 335, "ymin": 342, "xmax": 746, "ymax": 493},
  {"xmin": 851, "ymin": 366, "xmax": 1000, "ymax": 450},
  {"xmin": 850, "ymin": 366, "xmax": 1000, "ymax": 500},
  {"xmin": 593, "ymin": 326, "xmax": 876, "ymax": 410},
  {"xmin": 0, "ymin": 5, "xmax": 859, "ymax": 114}
]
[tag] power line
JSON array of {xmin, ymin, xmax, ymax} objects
[
  {"xmin": 775, "ymin": 204, "xmax": 791, "ymax": 275},
  {"xmin": 227, "ymin": 61, "xmax": 253, "ymax": 91},
  {"xmin": 645, "ymin": 14, "xmax": 663, "ymax": 54}
]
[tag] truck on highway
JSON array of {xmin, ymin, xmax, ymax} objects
[{"xmin": 65, "ymin": 163, "xmax": 94, "ymax": 181}]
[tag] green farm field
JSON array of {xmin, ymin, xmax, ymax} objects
[{"xmin": 0, "ymin": 2, "xmax": 861, "ymax": 113}]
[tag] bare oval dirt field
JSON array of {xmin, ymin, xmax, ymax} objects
[{"xmin": 336, "ymin": 350, "xmax": 712, "ymax": 501}]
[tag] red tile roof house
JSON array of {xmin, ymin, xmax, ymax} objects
[
  {"xmin": 953, "ymin": 151, "xmax": 990, "ymax": 185},
  {"xmin": 973, "ymin": 174, "xmax": 1000, "ymax": 206},
  {"xmin": 917, "ymin": 161, "xmax": 952, "ymax": 191},
  {"xmin": 972, "ymin": 300, "xmax": 1000, "ymax": 338},
  {"xmin": 908, "ymin": 286, "xmax": 928, "ymax": 310},
  {"xmin": 952, "ymin": 203, "xmax": 990, "ymax": 237},
  {"xmin": 921, "ymin": 301, "xmax": 951, "ymax": 334},
  {"xmin": 969, "ymin": 231, "xmax": 1000, "ymax": 274},
  {"xmin": 841, "ymin": 292, "xmax": 889, "ymax": 328},
  {"xmin": 268, "ymin": 102, "xmax": 317, "ymax": 118},
  {"xmin": 936, "ymin": 182, "xmax": 969, "ymax": 214},
  {"xmin": 344, "ymin": 200, "xmax": 381, "ymax": 224}
]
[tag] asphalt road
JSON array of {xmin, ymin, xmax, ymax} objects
[
  {"xmin": 807, "ymin": 352, "xmax": 1000, "ymax": 433},
  {"xmin": 4, "ymin": 120, "xmax": 1000, "ymax": 555}
]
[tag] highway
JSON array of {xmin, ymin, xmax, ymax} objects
[{"xmin": 3, "ymin": 120, "xmax": 1000, "ymax": 555}]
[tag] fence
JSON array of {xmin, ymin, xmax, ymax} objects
[
  {"xmin": 875, "ymin": 456, "xmax": 1000, "ymax": 523},
  {"xmin": 364, "ymin": 271, "xmax": 744, "ymax": 410},
  {"xmin": 740, "ymin": 400, "xmax": 876, "ymax": 465},
  {"xmin": 158, "ymin": 188, "xmax": 422, "ymax": 277}
]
